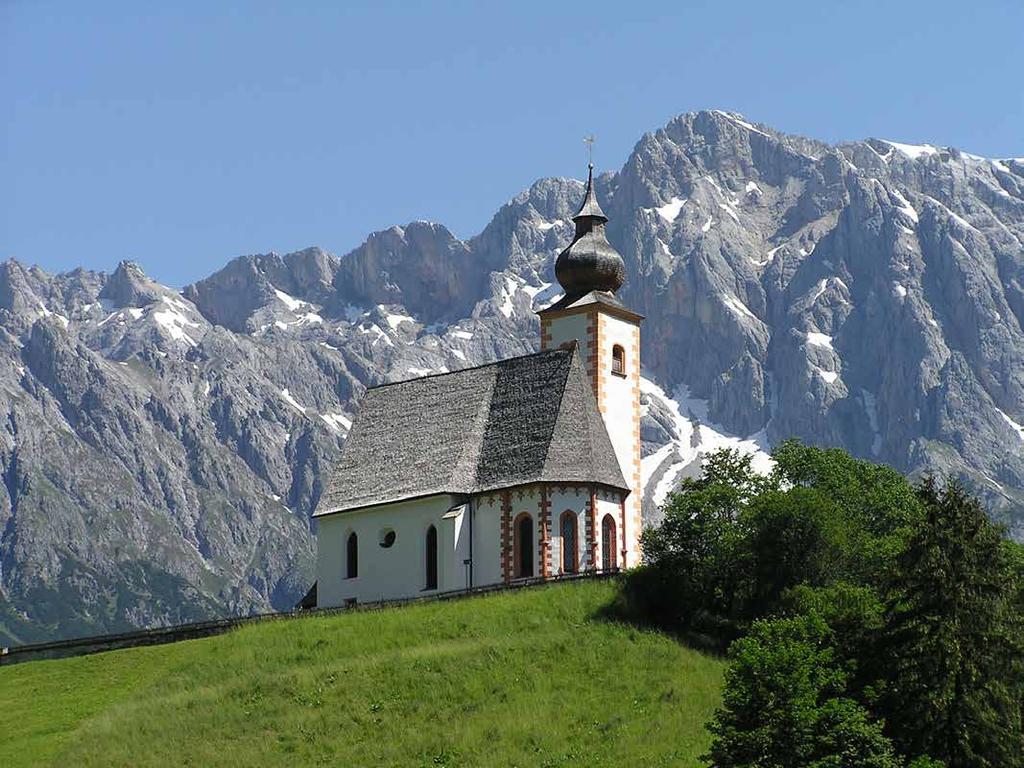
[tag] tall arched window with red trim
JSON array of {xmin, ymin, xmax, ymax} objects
[
  {"xmin": 601, "ymin": 514, "xmax": 617, "ymax": 571},
  {"xmin": 560, "ymin": 511, "xmax": 578, "ymax": 574}
]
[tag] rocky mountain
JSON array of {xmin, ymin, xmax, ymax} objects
[{"xmin": 2, "ymin": 110, "xmax": 1023, "ymax": 644}]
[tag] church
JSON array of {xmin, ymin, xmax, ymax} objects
[{"xmin": 313, "ymin": 165, "xmax": 643, "ymax": 607}]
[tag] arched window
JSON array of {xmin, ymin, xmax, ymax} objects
[
  {"xmin": 346, "ymin": 531, "xmax": 358, "ymax": 579},
  {"xmin": 601, "ymin": 515, "xmax": 618, "ymax": 571},
  {"xmin": 425, "ymin": 524, "xmax": 438, "ymax": 590},
  {"xmin": 612, "ymin": 344, "xmax": 626, "ymax": 376},
  {"xmin": 514, "ymin": 513, "xmax": 534, "ymax": 579},
  {"xmin": 560, "ymin": 511, "xmax": 578, "ymax": 574}
]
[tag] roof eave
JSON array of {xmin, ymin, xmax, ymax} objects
[
  {"xmin": 537, "ymin": 296, "xmax": 644, "ymax": 323},
  {"xmin": 314, "ymin": 490, "xmax": 471, "ymax": 519},
  {"xmin": 314, "ymin": 478, "xmax": 631, "ymax": 519}
]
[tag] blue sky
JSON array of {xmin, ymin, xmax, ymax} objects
[{"xmin": 3, "ymin": 0, "xmax": 1022, "ymax": 286}]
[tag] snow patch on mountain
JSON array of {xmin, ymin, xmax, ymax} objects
[
  {"xmin": 805, "ymin": 332, "xmax": 834, "ymax": 350},
  {"xmin": 712, "ymin": 110, "xmax": 770, "ymax": 138},
  {"xmin": 640, "ymin": 376, "xmax": 773, "ymax": 513},
  {"xmin": 880, "ymin": 140, "xmax": 939, "ymax": 160},
  {"xmin": 889, "ymin": 188, "xmax": 919, "ymax": 223},
  {"xmin": 718, "ymin": 202, "xmax": 740, "ymax": 223},
  {"xmin": 999, "ymin": 408, "xmax": 1024, "ymax": 443},
  {"xmin": 814, "ymin": 366, "xmax": 839, "ymax": 384},
  {"xmin": 535, "ymin": 218, "xmax": 564, "ymax": 232},
  {"xmin": 279, "ymin": 388, "xmax": 306, "ymax": 413},
  {"xmin": 721, "ymin": 293, "xmax": 759, "ymax": 323},
  {"xmin": 152, "ymin": 297, "xmax": 202, "ymax": 345},
  {"xmin": 320, "ymin": 412, "xmax": 352, "ymax": 433},
  {"xmin": 655, "ymin": 197, "xmax": 686, "ymax": 223},
  {"xmin": 383, "ymin": 309, "xmax": 416, "ymax": 330}
]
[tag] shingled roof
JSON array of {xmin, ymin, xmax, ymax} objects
[{"xmin": 314, "ymin": 345, "xmax": 627, "ymax": 516}]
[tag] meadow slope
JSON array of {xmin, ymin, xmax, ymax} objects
[{"xmin": 0, "ymin": 580, "xmax": 723, "ymax": 767}]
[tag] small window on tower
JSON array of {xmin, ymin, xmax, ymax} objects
[{"xmin": 612, "ymin": 345, "xmax": 626, "ymax": 376}]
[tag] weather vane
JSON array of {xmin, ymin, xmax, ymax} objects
[{"xmin": 584, "ymin": 134, "xmax": 596, "ymax": 166}]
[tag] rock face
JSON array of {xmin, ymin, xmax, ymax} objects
[{"xmin": 2, "ymin": 111, "xmax": 1022, "ymax": 643}]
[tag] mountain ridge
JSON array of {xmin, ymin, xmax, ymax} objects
[{"xmin": 2, "ymin": 109, "xmax": 1022, "ymax": 643}]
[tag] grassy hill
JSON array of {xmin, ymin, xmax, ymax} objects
[{"xmin": 0, "ymin": 580, "xmax": 724, "ymax": 767}]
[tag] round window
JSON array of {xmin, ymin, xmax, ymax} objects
[{"xmin": 379, "ymin": 529, "xmax": 396, "ymax": 548}]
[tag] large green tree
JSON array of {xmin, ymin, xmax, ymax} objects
[
  {"xmin": 705, "ymin": 614, "xmax": 899, "ymax": 768},
  {"xmin": 626, "ymin": 449, "xmax": 774, "ymax": 644},
  {"xmin": 745, "ymin": 487, "xmax": 848, "ymax": 609},
  {"xmin": 626, "ymin": 444, "xmax": 1023, "ymax": 766},
  {"xmin": 770, "ymin": 440, "xmax": 921, "ymax": 577},
  {"xmin": 877, "ymin": 478, "xmax": 1024, "ymax": 767},
  {"xmin": 625, "ymin": 442, "xmax": 920, "ymax": 646}
]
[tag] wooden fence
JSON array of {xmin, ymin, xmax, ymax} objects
[{"xmin": 0, "ymin": 570, "xmax": 618, "ymax": 666}]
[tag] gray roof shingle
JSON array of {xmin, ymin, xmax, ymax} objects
[{"xmin": 314, "ymin": 345, "xmax": 627, "ymax": 516}]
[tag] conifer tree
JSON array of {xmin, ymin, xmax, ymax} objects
[{"xmin": 878, "ymin": 478, "xmax": 1024, "ymax": 767}]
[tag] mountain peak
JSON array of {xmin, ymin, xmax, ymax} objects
[{"xmin": 99, "ymin": 259, "xmax": 165, "ymax": 308}]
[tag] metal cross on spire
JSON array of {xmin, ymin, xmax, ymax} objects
[{"xmin": 583, "ymin": 134, "xmax": 596, "ymax": 167}]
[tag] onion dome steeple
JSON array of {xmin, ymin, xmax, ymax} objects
[{"xmin": 554, "ymin": 164, "xmax": 626, "ymax": 296}]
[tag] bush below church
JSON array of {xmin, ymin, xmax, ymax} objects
[{"xmin": 619, "ymin": 441, "xmax": 1024, "ymax": 767}]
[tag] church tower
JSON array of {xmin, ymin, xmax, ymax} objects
[{"xmin": 538, "ymin": 164, "xmax": 643, "ymax": 567}]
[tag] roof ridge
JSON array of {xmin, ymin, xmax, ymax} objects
[{"xmin": 366, "ymin": 346, "xmax": 572, "ymax": 391}]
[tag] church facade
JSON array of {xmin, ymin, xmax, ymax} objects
[{"xmin": 314, "ymin": 165, "xmax": 643, "ymax": 607}]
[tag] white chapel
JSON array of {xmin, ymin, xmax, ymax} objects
[{"xmin": 313, "ymin": 164, "xmax": 643, "ymax": 607}]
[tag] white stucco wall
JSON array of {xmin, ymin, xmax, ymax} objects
[
  {"xmin": 473, "ymin": 493, "xmax": 503, "ymax": 587},
  {"xmin": 598, "ymin": 314, "xmax": 639, "ymax": 484},
  {"xmin": 475, "ymin": 486, "xmax": 592, "ymax": 581},
  {"xmin": 544, "ymin": 310, "xmax": 591, "ymax": 351},
  {"xmin": 316, "ymin": 484, "xmax": 630, "ymax": 607},
  {"xmin": 597, "ymin": 313, "xmax": 642, "ymax": 565},
  {"xmin": 317, "ymin": 494, "xmax": 464, "ymax": 607}
]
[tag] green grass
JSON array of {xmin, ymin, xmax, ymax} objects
[{"xmin": 0, "ymin": 580, "xmax": 724, "ymax": 767}]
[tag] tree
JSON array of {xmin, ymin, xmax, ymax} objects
[
  {"xmin": 782, "ymin": 582, "xmax": 885, "ymax": 704},
  {"xmin": 745, "ymin": 487, "xmax": 848, "ymax": 609},
  {"xmin": 705, "ymin": 614, "xmax": 899, "ymax": 768},
  {"xmin": 771, "ymin": 439, "xmax": 922, "ymax": 579},
  {"xmin": 626, "ymin": 449, "xmax": 772, "ymax": 644},
  {"xmin": 623, "ymin": 443, "xmax": 921, "ymax": 647},
  {"xmin": 877, "ymin": 478, "xmax": 1024, "ymax": 767}
]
